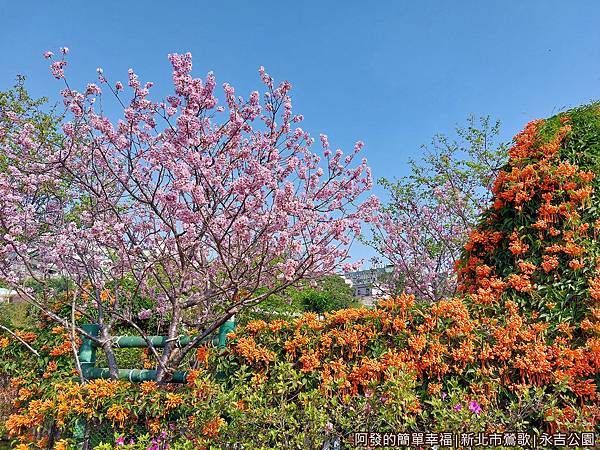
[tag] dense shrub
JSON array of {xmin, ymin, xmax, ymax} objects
[{"xmin": 2, "ymin": 103, "xmax": 600, "ymax": 449}]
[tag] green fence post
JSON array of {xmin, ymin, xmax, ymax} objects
[
  {"xmin": 217, "ymin": 316, "xmax": 236, "ymax": 348},
  {"xmin": 75, "ymin": 324, "xmax": 99, "ymax": 449},
  {"xmin": 78, "ymin": 324, "xmax": 99, "ymax": 378},
  {"xmin": 73, "ymin": 419, "xmax": 86, "ymax": 450}
]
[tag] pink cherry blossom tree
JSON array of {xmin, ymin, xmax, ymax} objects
[
  {"xmin": 370, "ymin": 117, "xmax": 507, "ymax": 303},
  {"xmin": 0, "ymin": 50, "xmax": 378, "ymax": 382}
]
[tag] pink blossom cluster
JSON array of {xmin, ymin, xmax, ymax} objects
[
  {"xmin": 372, "ymin": 181, "xmax": 471, "ymax": 303},
  {"xmin": 0, "ymin": 50, "xmax": 378, "ymax": 367}
]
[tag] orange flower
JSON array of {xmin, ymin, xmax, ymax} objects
[
  {"xmin": 53, "ymin": 440, "xmax": 69, "ymax": 450},
  {"xmin": 563, "ymin": 241, "xmax": 585, "ymax": 257},
  {"xmin": 377, "ymin": 293, "xmax": 415, "ymax": 312},
  {"xmin": 568, "ymin": 259, "xmax": 584, "ymax": 270},
  {"xmin": 49, "ymin": 341, "xmax": 72, "ymax": 356},
  {"xmin": 87, "ymin": 379, "xmax": 121, "ymax": 401},
  {"xmin": 196, "ymin": 345, "xmax": 209, "ymax": 367},
  {"xmin": 451, "ymin": 340, "xmax": 475, "ymax": 365},
  {"xmin": 569, "ymin": 379, "xmax": 597, "ymax": 398},
  {"xmin": 225, "ymin": 331, "xmax": 236, "ymax": 340},
  {"xmin": 518, "ymin": 260, "xmax": 537, "ymax": 275},
  {"xmin": 106, "ymin": 404, "xmax": 129, "ymax": 428},
  {"xmin": 508, "ymin": 233, "xmax": 529, "ymax": 256},
  {"xmin": 556, "ymin": 161, "xmax": 579, "ymax": 178},
  {"xmin": 251, "ymin": 372, "xmax": 268, "ymax": 385},
  {"xmin": 14, "ymin": 331, "xmax": 37, "ymax": 343},
  {"xmin": 539, "ymin": 203, "xmax": 559, "ymax": 222},
  {"xmin": 507, "ymin": 119, "xmax": 544, "ymax": 160},
  {"xmin": 492, "ymin": 198, "xmax": 504, "ymax": 210},
  {"xmin": 284, "ymin": 334, "xmax": 310, "ymax": 358},
  {"xmin": 588, "ymin": 277, "xmax": 600, "ymax": 300},
  {"xmin": 427, "ymin": 383, "xmax": 442, "ymax": 395},
  {"xmin": 245, "ymin": 320, "xmax": 267, "ymax": 333},
  {"xmin": 561, "ymin": 406, "xmax": 576, "ymax": 421},
  {"xmin": 165, "ymin": 393, "xmax": 184, "ymax": 410},
  {"xmin": 18, "ymin": 388, "xmax": 33, "ymax": 401},
  {"xmin": 549, "ymin": 227, "xmax": 561, "ymax": 237},
  {"xmin": 556, "ymin": 322, "xmax": 572, "ymax": 335},
  {"xmin": 475, "ymin": 265, "xmax": 493, "ymax": 278},
  {"xmin": 408, "ymin": 399, "xmax": 422, "ymax": 414},
  {"xmin": 147, "ymin": 418, "xmax": 161, "ymax": 435},
  {"xmin": 507, "ymin": 274, "xmax": 534, "ymax": 292},
  {"xmin": 143, "ymin": 361, "xmax": 155, "ymax": 370},
  {"xmin": 234, "ymin": 399, "xmax": 246, "ymax": 411},
  {"xmin": 100, "ymin": 289, "xmax": 111, "ymax": 303},
  {"xmin": 578, "ymin": 222, "xmax": 590, "ymax": 234},
  {"xmin": 5, "ymin": 414, "xmax": 31, "ymax": 437},
  {"xmin": 541, "ymin": 255, "xmax": 559, "ymax": 273},
  {"xmin": 268, "ymin": 319, "xmax": 288, "ymax": 333},
  {"xmin": 319, "ymin": 333, "xmax": 333, "ymax": 350},
  {"xmin": 235, "ymin": 336, "xmax": 275, "ymax": 365},
  {"xmin": 408, "ymin": 334, "xmax": 427, "ymax": 353},
  {"xmin": 569, "ymin": 186, "xmax": 593, "ymax": 203},
  {"xmin": 0, "ymin": 337, "xmax": 9, "ymax": 348},
  {"xmin": 299, "ymin": 351, "xmax": 321, "ymax": 373},
  {"xmin": 140, "ymin": 381, "xmax": 158, "ymax": 395},
  {"xmin": 202, "ymin": 416, "xmax": 225, "ymax": 438}
]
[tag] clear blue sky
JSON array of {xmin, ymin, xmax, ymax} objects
[{"xmin": 1, "ymin": 1, "xmax": 599, "ymax": 264}]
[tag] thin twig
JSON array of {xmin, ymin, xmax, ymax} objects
[{"xmin": 0, "ymin": 323, "xmax": 40, "ymax": 356}]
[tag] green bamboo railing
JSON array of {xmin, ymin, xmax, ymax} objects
[
  {"xmin": 74, "ymin": 319, "xmax": 235, "ymax": 447},
  {"xmin": 78, "ymin": 319, "xmax": 236, "ymax": 383}
]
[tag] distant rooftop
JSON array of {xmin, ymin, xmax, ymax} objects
[
  {"xmin": 0, "ymin": 288, "xmax": 17, "ymax": 296},
  {"xmin": 343, "ymin": 265, "xmax": 394, "ymax": 279}
]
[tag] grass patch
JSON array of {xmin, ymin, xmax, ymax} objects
[{"xmin": 0, "ymin": 302, "xmax": 36, "ymax": 329}]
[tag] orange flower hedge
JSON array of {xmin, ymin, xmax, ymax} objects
[{"xmin": 223, "ymin": 104, "xmax": 600, "ymax": 433}]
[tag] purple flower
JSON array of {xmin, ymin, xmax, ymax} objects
[
  {"xmin": 116, "ymin": 436, "xmax": 125, "ymax": 446},
  {"xmin": 441, "ymin": 391, "xmax": 447, "ymax": 400},
  {"xmin": 138, "ymin": 308, "xmax": 152, "ymax": 320},
  {"xmin": 468, "ymin": 400, "xmax": 482, "ymax": 414},
  {"xmin": 454, "ymin": 403, "xmax": 463, "ymax": 411}
]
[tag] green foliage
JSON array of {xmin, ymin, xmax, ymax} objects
[
  {"xmin": 394, "ymin": 115, "xmax": 509, "ymax": 211},
  {"xmin": 239, "ymin": 275, "xmax": 358, "ymax": 323},
  {"xmin": 239, "ymin": 287, "xmax": 304, "ymax": 323},
  {"xmin": 297, "ymin": 275, "xmax": 358, "ymax": 315},
  {"xmin": 215, "ymin": 361, "xmax": 330, "ymax": 449},
  {"xmin": 0, "ymin": 76, "xmax": 63, "ymax": 170}
]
